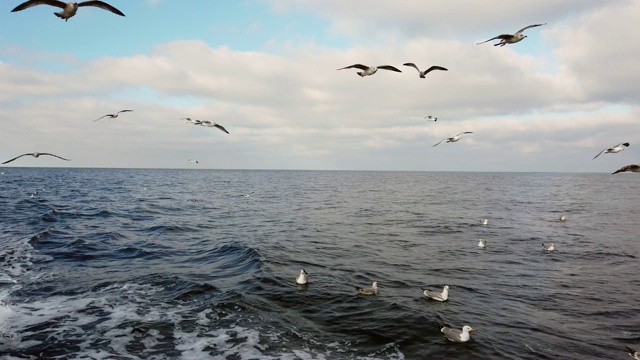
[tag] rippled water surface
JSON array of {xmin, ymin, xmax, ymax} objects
[{"xmin": 1, "ymin": 168, "xmax": 639, "ymax": 359}]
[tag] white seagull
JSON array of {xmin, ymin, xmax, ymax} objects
[
  {"xmin": 2, "ymin": 152, "xmax": 70, "ymax": 164},
  {"xmin": 11, "ymin": 1, "xmax": 126, "ymax": 21},
  {"xmin": 93, "ymin": 110, "xmax": 133, "ymax": 122},
  {"xmin": 200, "ymin": 121, "xmax": 230, "ymax": 134},
  {"xmin": 542, "ymin": 243, "xmax": 555, "ymax": 251},
  {"xmin": 626, "ymin": 346, "xmax": 640, "ymax": 360},
  {"xmin": 613, "ymin": 164, "xmax": 640, "ymax": 174},
  {"xmin": 478, "ymin": 239, "xmax": 486, "ymax": 248},
  {"xmin": 433, "ymin": 132, "xmax": 473, "ymax": 147},
  {"xmin": 403, "ymin": 63, "xmax": 448, "ymax": 78},
  {"xmin": 355, "ymin": 281, "xmax": 378, "ymax": 295},
  {"xmin": 477, "ymin": 23, "xmax": 547, "ymax": 47},
  {"xmin": 421, "ymin": 285, "xmax": 449, "ymax": 302},
  {"xmin": 188, "ymin": 159, "xmax": 199, "ymax": 164},
  {"xmin": 425, "ymin": 116, "xmax": 438, "ymax": 122},
  {"xmin": 593, "ymin": 142, "xmax": 630, "ymax": 159},
  {"xmin": 296, "ymin": 269, "xmax": 308, "ymax": 285},
  {"xmin": 337, "ymin": 64, "xmax": 402, "ymax": 77},
  {"xmin": 441, "ymin": 325, "xmax": 476, "ymax": 342},
  {"xmin": 481, "ymin": 219, "xmax": 489, "ymax": 226},
  {"xmin": 559, "ymin": 215, "xmax": 566, "ymax": 222}
]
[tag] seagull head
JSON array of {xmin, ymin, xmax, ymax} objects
[
  {"xmin": 443, "ymin": 285, "xmax": 449, "ymax": 291},
  {"xmin": 462, "ymin": 326, "xmax": 476, "ymax": 333}
]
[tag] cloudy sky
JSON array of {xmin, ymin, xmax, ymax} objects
[{"xmin": 1, "ymin": 0, "xmax": 639, "ymax": 172}]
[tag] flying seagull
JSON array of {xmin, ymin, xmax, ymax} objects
[
  {"xmin": 188, "ymin": 159, "xmax": 199, "ymax": 164},
  {"xmin": 11, "ymin": 1, "xmax": 126, "ymax": 21},
  {"xmin": 403, "ymin": 63, "xmax": 448, "ymax": 78},
  {"xmin": 542, "ymin": 243, "xmax": 555, "ymax": 251},
  {"xmin": 425, "ymin": 116, "xmax": 438, "ymax": 122},
  {"xmin": 626, "ymin": 346, "xmax": 640, "ymax": 360},
  {"xmin": 433, "ymin": 132, "xmax": 473, "ymax": 147},
  {"xmin": 337, "ymin": 64, "xmax": 402, "ymax": 77},
  {"xmin": 199, "ymin": 121, "xmax": 229, "ymax": 134},
  {"xmin": 2, "ymin": 152, "xmax": 70, "ymax": 164},
  {"xmin": 593, "ymin": 142, "xmax": 630, "ymax": 159},
  {"xmin": 612, "ymin": 164, "xmax": 640, "ymax": 174},
  {"xmin": 355, "ymin": 281, "xmax": 378, "ymax": 295},
  {"xmin": 441, "ymin": 325, "xmax": 476, "ymax": 342},
  {"xmin": 421, "ymin": 285, "xmax": 449, "ymax": 301},
  {"xmin": 296, "ymin": 269, "xmax": 308, "ymax": 285},
  {"xmin": 93, "ymin": 110, "xmax": 133, "ymax": 122},
  {"xmin": 477, "ymin": 23, "xmax": 547, "ymax": 47},
  {"xmin": 181, "ymin": 118, "xmax": 203, "ymax": 125}
]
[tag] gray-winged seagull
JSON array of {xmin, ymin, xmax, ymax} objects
[
  {"xmin": 477, "ymin": 23, "xmax": 546, "ymax": 47},
  {"xmin": 403, "ymin": 63, "xmax": 448, "ymax": 78},
  {"xmin": 11, "ymin": 1, "xmax": 125, "ymax": 21},
  {"xmin": 421, "ymin": 285, "xmax": 449, "ymax": 301},
  {"xmin": 593, "ymin": 142, "xmax": 629, "ymax": 159},
  {"xmin": 337, "ymin": 64, "xmax": 402, "ymax": 77},
  {"xmin": 433, "ymin": 132, "xmax": 473, "ymax": 147},
  {"xmin": 355, "ymin": 281, "xmax": 378, "ymax": 295},
  {"xmin": 542, "ymin": 243, "xmax": 555, "ymax": 251},
  {"xmin": 613, "ymin": 164, "xmax": 640, "ymax": 174},
  {"xmin": 181, "ymin": 118, "xmax": 203, "ymax": 125},
  {"xmin": 425, "ymin": 116, "xmax": 438, "ymax": 122},
  {"xmin": 93, "ymin": 110, "xmax": 133, "ymax": 122},
  {"xmin": 2, "ymin": 152, "xmax": 70, "ymax": 164},
  {"xmin": 441, "ymin": 325, "xmax": 476, "ymax": 342},
  {"xmin": 200, "ymin": 121, "xmax": 229, "ymax": 134}
]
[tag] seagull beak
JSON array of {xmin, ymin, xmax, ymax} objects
[{"xmin": 469, "ymin": 328, "xmax": 476, "ymax": 332}]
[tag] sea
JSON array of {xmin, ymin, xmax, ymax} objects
[{"xmin": 0, "ymin": 168, "xmax": 638, "ymax": 360}]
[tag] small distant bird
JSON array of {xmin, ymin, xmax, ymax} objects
[
  {"xmin": 593, "ymin": 142, "xmax": 630, "ymax": 159},
  {"xmin": 11, "ymin": 1, "xmax": 126, "ymax": 21},
  {"xmin": 337, "ymin": 64, "xmax": 402, "ymax": 77},
  {"xmin": 559, "ymin": 215, "xmax": 566, "ymax": 222},
  {"xmin": 477, "ymin": 23, "xmax": 547, "ymax": 47},
  {"xmin": 481, "ymin": 219, "xmax": 489, "ymax": 226},
  {"xmin": 2, "ymin": 152, "xmax": 70, "ymax": 164},
  {"xmin": 93, "ymin": 109, "xmax": 133, "ymax": 122},
  {"xmin": 421, "ymin": 285, "xmax": 449, "ymax": 302},
  {"xmin": 188, "ymin": 159, "xmax": 199, "ymax": 164},
  {"xmin": 403, "ymin": 63, "xmax": 448, "ymax": 78},
  {"xmin": 433, "ymin": 132, "xmax": 474, "ymax": 147},
  {"xmin": 626, "ymin": 346, "xmax": 640, "ymax": 360},
  {"xmin": 296, "ymin": 269, "xmax": 308, "ymax": 285},
  {"xmin": 612, "ymin": 164, "xmax": 640, "ymax": 174},
  {"xmin": 478, "ymin": 239, "xmax": 486, "ymax": 248},
  {"xmin": 199, "ymin": 121, "xmax": 229, "ymax": 134},
  {"xmin": 355, "ymin": 281, "xmax": 378, "ymax": 295},
  {"xmin": 542, "ymin": 243, "xmax": 555, "ymax": 251},
  {"xmin": 181, "ymin": 118, "xmax": 202, "ymax": 125},
  {"xmin": 441, "ymin": 325, "xmax": 476, "ymax": 342},
  {"xmin": 425, "ymin": 116, "xmax": 438, "ymax": 122}
]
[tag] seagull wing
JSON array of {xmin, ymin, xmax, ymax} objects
[
  {"xmin": 402, "ymin": 63, "xmax": 421, "ymax": 73},
  {"xmin": 476, "ymin": 34, "xmax": 511, "ymax": 45},
  {"xmin": 615, "ymin": 142, "xmax": 630, "ymax": 148},
  {"xmin": 337, "ymin": 64, "xmax": 370, "ymax": 71},
  {"xmin": 593, "ymin": 148, "xmax": 607, "ymax": 159},
  {"xmin": 612, "ymin": 164, "xmax": 640, "ymax": 174},
  {"xmin": 11, "ymin": 0, "xmax": 66, "ymax": 12},
  {"xmin": 1, "ymin": 153, "xmax": 33, "ymax": 164},
  {"xmin": 78, "ymin": 1, "xmax": 126, "ymax": 16},
  {"xmin": 93, "ymin": 114, "xmax": 113, "ymax": 122},
  {"xmin": 441, "ymin": 327, "xmax": 462, "ymax": 342},
  {"xmin": 423, "ymin": 65, "xmax": 448, "ymax": 75},
  {"xmin": 433, "ymin": 139, "xmax": 446, "ymax": 147},
  {"xmin": 456, "ymin": 132, "xmax": 473, "ymax": 136},
  {"xmin": 117, "ymin": 109, "xmax": 134, "ymax": 114},
  {"xmin": 515, "ymin": 23, "xmax": 547, "ymax": 35},
  {"xmin": 40, "ymin": 153, "xmax": 70, "ymax": 161},
  {"xmin": 214, "ymin": 124, "xmax": 230, "ymax": 134},
  {"xmin": 377, "ymin": 65, "xmax": 402, "ymax": 73}
]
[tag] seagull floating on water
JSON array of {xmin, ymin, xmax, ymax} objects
[
  {"xmin": 559, "ymin": 215, "xmax": 566, "ymax": 222},
  {"xmin": 542, "ymin": 243, "xmax": 555, "ymax": 251},
  {"xmin": 421, "ymin": 285, "xmax": 449, "ymax": 301},
  {"xmin": 2, "ymin": 152, "xmax": 70, "ymax": 164},
  {"xmin": 200, "ymin": 121, "xmax": 229, "ymax": 134},
  {"xmin": 402, "ymin": 63, "xmax": 448, "ymax": 78},
  {"xmin": 441, "ymin": 325, "xmax": 476, "ymax": 342},
  {"xmin": 425, "ymin": 116, "xmax": 438, "ymax": 122},
  {"xmin": 593, "ymin": 142, "xmax": 630, "ymax": 159},
  {"xmin": 612, "ymin": 164, "xmax": 640, "ymax": 174},
  {"xmin": 478, "ymin": 239, "xmax": 486, "ymax": 248},
  {"xmin": 11, "ymin": 1, "xmax": 125, "ymax": 21},
  {"xmin": 477, "ymin": 23, "xmax": 546, "ymax": 47},
  {"xmin": 626, "ymin": 346, "xmax": 640, "ymax": 360},
  {"xmin": 296, "ymin": 269, "xmax": 308, "ymax": 285},
  {"xmin": 481, "ymin": 219, "xmax": 488, "ymax": 226},
  {"xmin": 93, "ymin": 110, "xmax": 133, "ymax": 122},
  {"xmin": 433, "ymin": 132, "xmax": 473, "ymax": 147},
  {"xmin": 355, "ymin": 281, "xmax": 378, "ymax": 295},
  {"xmin": 337, "ymin": 64, "xmax": 402, "ymax": 77}
]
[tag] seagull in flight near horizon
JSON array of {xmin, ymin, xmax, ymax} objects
[
  {"xmin": 403, "ymin": 63, "xmax": 448, "ymax": 78},
  {"xmin": 199, "ymin": 121, "xmax": 229, "ymax": 134},
  {"xmin": 181, "ymin": 118, "xmax": 203, "ymax": 125},
  {"xmin": 337, "ymin": 64, "xmax": 402, "ymax": 77},
  {"xmin": 612, "ymin": 164, "xmax": 640, "ymax": 174},
  {"xmin": 93, "ymin": 110, "xmax": 133, "ymax": 122},
  {"xmin": 2, "ymin": 152, "xmax": 70, "ymax": 164},
  {"xmin": 593, "ymin": 142, "xmax": 629, "ymax": 159},
  {"xmin": 188, "ymin": 159, "xmax": 199, "ymax": 164},
  {"xmin": 433, "ymin": 132, "xmax": 473, "ymax": 147},
  {"xmin": 425, "ymin": 116, "xmax": 438, "ymax": 122},
  {"xmin": 477, "ymin": 23, "xmax": 546, "ymax": 47},
  {"xmin": 11, "ymin": 1, "xmax": 126, "ymax": 21}
]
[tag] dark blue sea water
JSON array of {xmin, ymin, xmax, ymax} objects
[{"xmin": 0, "ymin": 168, "xmax": 639, "ymax": 359}]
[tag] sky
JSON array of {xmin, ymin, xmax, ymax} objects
[{"xmin": 1, "ymin": 0, "xmax": 639, "ymax": 172}]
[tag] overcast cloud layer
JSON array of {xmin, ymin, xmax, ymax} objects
[{"xmin": 1, "ymin": 0, "xmax": 638, "ymax": 172}]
